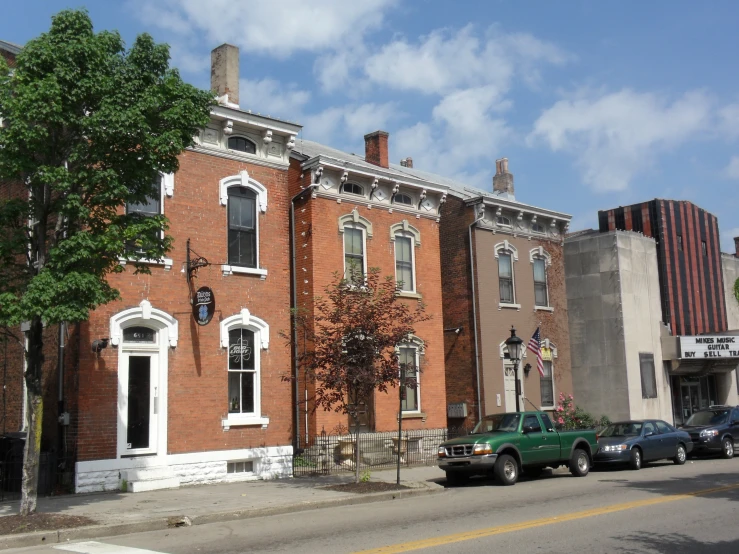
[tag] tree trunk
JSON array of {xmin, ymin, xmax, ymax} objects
[{"xmin": 20, "ymin": 316, "xmax": 44, "ymax": 516}]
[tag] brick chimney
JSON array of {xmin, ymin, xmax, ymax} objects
[
  {"xmin": 364, "ymin": 131, "xmax": 389, "ymax": 169},
  {"xmin": 734, "ymin": 236, "xmax": 739, "ymax": 257},
  {"xmin": 400, "ymin": 157, "xmax": 413, "ymax": 168},
  {"xmin": 493, "ymin": 158, "xmax": 514, "ymax": 195},
  {"xmin": 211, "ymin": 44, "xmax": 239, "ymax": 106}
]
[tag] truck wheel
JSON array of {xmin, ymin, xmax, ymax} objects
[
  {"xmin": 629, "ymin": 447, "xmax": 642, "ymax": 470},
  {"xmin": 673, "ymin": 444, "xmax": 687, "ymax": 465},
  {"xmin": 446, "ymin": 472, "xmax": 469, "ymax": 486},
  {"xmin": 721, "ymin": 438, "xmax": 734, "ymax": 459},
  {"xmin": 494, "ymin": 454, "xmax": 519, "ymax": 486},
  {"xmin": 569, "ymin": 449, "xmax": 589, "ymax": 477}
]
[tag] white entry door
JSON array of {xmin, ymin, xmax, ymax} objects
[
  {"xmin": 504, "ymin": 365, "xmax": 523, "ymax": 412},
  {"xmin": 119, "ymin": 351, "xmax": 159, "ymax": 456}
]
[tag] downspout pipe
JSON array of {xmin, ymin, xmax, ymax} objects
[
  {"xmin": 289, "ymin": 179, "xmax": 318, "ymax": 452},
  {"xmin": 469, "ymin": 203, "xmax": 485, "ymax": 422}
]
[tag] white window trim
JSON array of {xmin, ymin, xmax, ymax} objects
[
  {"xmin": 110, "ymin": 300, "xmax": 178, "ymax": 348},
  {"xmin": 223, "ymin": 171, "xmax": 267, "ymax": 276},
  {"xmin": 393, "ymin": 231, "xmax": 418, "ymax": 294},
  {"xmin": 397, "ymin": 335, "xmax": 425, "ymax": 414},
  {"xmin": 110, "ymin": 300, "xmax": 176, "ymax": 460},
  {"xmin": 495, "ymin": 240, "xmax": 518, "ymax": 308},
  {"xmin": 389, "ymin": 220, "xmax": 421, "ymax": 246},
  {"xmin": 220, "ymin": 309, "xmax": 270, "ymax": 429},
  {"xmin": 220, "ymin": 170, "xmax": 268, "ymax": 213},
  {"xmin": 338, "ymin": 208, "xmax": 373, "ymax": 238},
  {"xmin": 530, "ymin": 246, "xmax": 552, "ymax": 309},
  {"xmin": 342, "ymin": 182, "xmax": 365, "ymax": 197},
  {"xmin": 226, "ymin": 134, "xmax": 259, "ymax": 157},
  {"xmin": 122, "ymin": 174, "xmax": 172, "ymax": 270}
]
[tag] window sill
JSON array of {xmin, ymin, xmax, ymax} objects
[
  {"xmin": 535, "ymin": 306, "xmax": 554, "ymax": 312},
  {"xmin": 222, "ymin": 416, "xmax": 269, "ymax": 430},
  {"xmin": 396, "ymin": 291, "xmax": 423, "ymax": 300},
  {"xmin": 498, "ymin": 303, "xmax": 521, "ymax": 311},
  {"xmin": 119, "ymin": 257, "xmax": 173, "ymax": 271},
  {"xmin": 221, "ymin": 265, "xmax": 268, "ymax": 280},
  {"xmin": 401, "ymin": 412, "xmax": 426, "ymax": 420}
]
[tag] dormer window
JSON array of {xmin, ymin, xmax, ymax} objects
[
  {"xmin": 344, "ymin": 183, "xmax": 363, "ymax": 196},
  {"xmin": 228, "ymin": 136, "xmax": 257, "ymax": 155},
  {"xmin": 497, "ymin": 215, "xmax": 511, "ymax": 227},
  {"xmin": 394, "ymin": 193, "xmax": 413, "ymax": 206}
]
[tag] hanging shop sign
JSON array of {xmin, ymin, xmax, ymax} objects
[
  {"xmin": 192, "ymin": 286, "xmax": 216, "ymax": 326},
  {"xmin": 680, "ymin": 335, "xmax": 739, "ymax": 359}
]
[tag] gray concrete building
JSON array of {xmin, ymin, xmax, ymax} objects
[{"xmin": 565, "ymin": 230, "xmax": 672, "ymax": 422}]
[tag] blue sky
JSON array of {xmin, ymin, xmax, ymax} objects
[{"xmin": 3, "ymin": 1, "xmax": 739, "ymax": 249}]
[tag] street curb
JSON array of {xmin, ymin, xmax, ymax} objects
[{"xmin": 0, "ymin": 484, "xmax": 445, "ymax": 550}]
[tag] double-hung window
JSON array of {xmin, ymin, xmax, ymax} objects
[
  {"xmin": 533, "ymin": 258, "xmax": 549, "ymax": 307},
  {"xmin": 228, "ymin": 187, "xmax": 257, "ymax": 268},
  {"xmin": 498, "ymin": 253, "xmax": 514, "ymax": 304},
  {"xmin": 399, "ymin": 346, "xmax": 419, "ymax": 412},
  {"xmin": 344, "ymin": 226, "xmax": 365, "ymax": 285},
  {"xmin": 395, "ymin": 234, "xmax": 414, "ymax": 292},
  {"xmin": 228, "ymin": 328, "xmax": 256, "ymax": 415},
  {"xmin": 540, "ymin": 360, "xmax": 554, "ymax": 408},
  {"xmin": 125, "ymin": 175, "xmax": 162, "ymax": 254}
]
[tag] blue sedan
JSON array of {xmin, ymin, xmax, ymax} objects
[{"xmin": 594, "ymin": 420, "xmax": 694, "ymax": 470}]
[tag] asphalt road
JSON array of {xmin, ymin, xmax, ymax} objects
[{"xmin": 10, "ymin": 456, "xmax": 739, "ymax": 554}]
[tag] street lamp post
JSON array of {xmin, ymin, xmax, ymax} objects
[{"xmin": 504, "ymin": 327, "xmax": 524, "ymax": 412}]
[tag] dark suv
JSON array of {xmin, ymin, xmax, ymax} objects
[{"xmin": 680, "ymin": 406, "xmax": 739, "ymax": 458}]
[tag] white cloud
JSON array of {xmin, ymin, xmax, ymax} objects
[
  {"xmin": 239, "ymin": 78, "xmax": 310, "ymax": 120},
  {"xmin": 129, "ymin": 0, "xmax": 396, "ymax": 58},
  {"xmin": 363, "ymin": 24, "xmax": 570, "ymax": 96},
  {"xmin": 528, "ymin": 89, "xmax": 713, "ymax": 192},
  {"xmin": 724, "ymin": 156, "xmax": 739, "ymax": 180},
  {"xmin": 301, "ymin": 102, "xmax": 399, "ymax": 145}
]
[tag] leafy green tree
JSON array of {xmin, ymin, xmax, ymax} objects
[
  {"xmin": 285, "ymin": 268, "xmax": 429, "ymax": 483},
  {"xmin": 0, "ymin": 9, "xmax": 213, "ymax": 515}
]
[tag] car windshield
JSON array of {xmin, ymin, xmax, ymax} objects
[
  {"xmin": 685, "ymin": 410, "xmax": 729, "ymax": 426},
  {"xmin": 600, "ymin": 423, "xmax": 642, "ymax": 437},
  {"xmin": 471, "ymin": 413, "xmax": 521, "ymax": 434}
]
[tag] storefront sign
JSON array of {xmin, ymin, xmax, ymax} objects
[
  {"xmin": 541, "ymin": 347, "xmax": 553, "ymax": 361},
  {"xmin": 192, "ymin": 286, "xmax": 215, "ymax": 326},
  {"xmin": 680, "ymin": 335, "xmax": 739, "ymax": 359}
]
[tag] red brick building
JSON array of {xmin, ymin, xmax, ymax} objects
[{"xmin": 288, "ymin": 134, "xmax": 449, "ymax": 443}]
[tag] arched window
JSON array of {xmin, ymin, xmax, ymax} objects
[
  {"xmin": 398, "ymin": 335, "xmax": 424, "ymax": 413},
  {"xmin": 394, "ymin": 193, "xmax": 413, "ymax": 206},
  {"xmin": 339, "ymin": 209, "xmax": 373, "ymax": 286},
  {"xmin": 228, "ymin": 187, "xmax": 257, "ymax": 268},
  {"xmin": 220, "ymin": 309, "xmax": 270, "ymax": 428},
  {"xmin": 532, "ymin": 223, "xmax": 545, "ymax": 234},
  {"xmin": 344, "ymin": 182, "xmax": 363, "ymax": 196},
  {"xmin": 530, "ymin": 247, "xmax": 552, "ymax": 308},
  {"xmin": 497, "ymin": 215, "xmax": 511, "ymax": 227},
  {"xmin": 228, "ymin": 136, "xmax": 257, "ymax": 154},
  {"xmin": 494, "ymin": 241, "xmax": 518, "ymax": 306}
]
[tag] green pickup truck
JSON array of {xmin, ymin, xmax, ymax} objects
[{"xmin": 438, "ymin": 411, "xmax": 599, "ymax": 486}]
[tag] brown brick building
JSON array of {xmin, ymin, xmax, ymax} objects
[
  {"xmin": 440, "ymin": 159, "xmax": 574, "ymax": 428},
  {"xmin": 288, "ymin": 133, "xmax": 449, "ymax": 442}
]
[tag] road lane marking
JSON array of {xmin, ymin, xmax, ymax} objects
[
  {"xmin": 54, "ymin": 541, "xmax": 168, "ymax": 554},
  {"xmin": 355, "ymin": 482, "xmax": 739, "ymax": 553}
]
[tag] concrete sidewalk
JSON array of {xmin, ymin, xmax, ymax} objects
[{"xmin": 0, "ymin": 465, "xmax": 447, "ymax": 550}]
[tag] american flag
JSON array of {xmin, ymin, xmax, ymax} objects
[{"xmin": 527, "ymin": 327, "xmax": 546, "ymax": 378}]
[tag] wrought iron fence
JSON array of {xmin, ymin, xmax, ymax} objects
[
  {"xmin": 0, "ymin": 440, "xmax": 75, "ymax": 502},
  {"xmin": 293, "ymin": 425, "xmax": 475, "ymax": 477}
]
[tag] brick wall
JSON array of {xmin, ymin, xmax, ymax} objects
[
  {"xmin": 76, "ymin": 149, "xmax": 294, "ymax": 461},
  {"xmin": 288, "ymin": 160, "xmax": 447, "ymax": 436}
]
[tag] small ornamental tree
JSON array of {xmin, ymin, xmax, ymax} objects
[
  {"xmin": 286, "ymin": 268, "xmax": 429, "ymax": 482},
  {"xmin": 0, "ymin": 10, "xmax": 213, "ymax": 515},
  {"xmin": 734, "ymin": 277, "xmax": 739, "ymax": 306}
]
